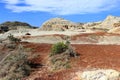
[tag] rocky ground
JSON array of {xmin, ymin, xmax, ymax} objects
[{"xmin": 0, "ymin": 15, "xmax": 120, "ymax": 80}]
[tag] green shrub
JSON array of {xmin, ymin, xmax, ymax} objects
[
  {"xmin": 50, "ymin": 41, "xmax": 77, "ymax": 71},
  {"xmin": 51, "ymin": 42, "xmax": 68, "ymax": 56},
  {"xmin": 8, "ymin": 34, "xmax": 21, "ymax": 43}
]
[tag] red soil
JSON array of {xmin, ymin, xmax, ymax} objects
[
  {"xmin": 72, "ymin": 44, "xmax": 120, "ymax": 71},
  {"xmin": 23, "ymin": 43, "xmax": 51, "ymax": 64},
  {"xmin": 23, "ymin": 42, "xmax": 120, "ymax": 80}
]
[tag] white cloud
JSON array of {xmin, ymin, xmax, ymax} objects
[
  {"xmin": 1, "ymin": 0, "xmax": 120, "ymax": 15},
  {"xmin": 2, "ymin": 0, "xmax": 20, "ymax": 4}
]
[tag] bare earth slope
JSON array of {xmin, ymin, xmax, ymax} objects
[{"xmin": 23, "ymin": 43, "xmax": 120, "ymax": 80}]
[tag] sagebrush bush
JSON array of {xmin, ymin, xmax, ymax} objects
[
  {"xmin": 51, "ymin": 42, "xmax": 68, "ymax": 56},
  {"xmin": 0, "ymin": 44, "xmax": 31, "ymax": 80},
  {"xmin": 49, "ymin": 41, "xmax": 77, "ymax": 71},
  {"xmin": 7, "ymin": 34, "xmax": 21, "ymax": 43}
]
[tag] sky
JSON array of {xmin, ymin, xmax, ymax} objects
[{"xmin": 0, "ymin": 0, "xmax": 120, "ymax": 27}]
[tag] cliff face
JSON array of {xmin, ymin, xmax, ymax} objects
[{"xmin": 40, "ymin": 17, "xmax": 83, "ymax": 31}]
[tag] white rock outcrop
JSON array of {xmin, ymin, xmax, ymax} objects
[
  {"xmin": 108, "ymin": 27, "xmax": 120, "ymax": 34},
  {"xmin": 77, "ymin": 69, "xmax": 120, "ymax": 80},
  {"xmin": 40, "ymin": 17, "xmax": 81, "ymax": 31}
]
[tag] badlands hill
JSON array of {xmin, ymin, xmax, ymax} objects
[
  {"xmin": 40, "ymin": 17, "xmax": 83, "ymax": 31},
  {"xmin": 40, "ymin": 15, "xmax": 120, "ymax": 33},
  {"xmin": 99, "ymin": 15, "xmax": 120, "ymax": 29},
  {"xmin": 83, "ymin": 15, "xmax": 120, "ymax": 29},
  {"xmin": 0, "ymin": 21, "xmax": 34, "ymax": 33}
]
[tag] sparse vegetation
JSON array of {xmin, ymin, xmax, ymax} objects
[
  {"xmin": 50, "ymin": 41, "xmax": 77, "ymax": 71},
  {"xmin": 0, "ymin": 40, "xmax": 2, "ymax": 43},
  {"xmin": 50, "ymin": 42, "xmax": 68, "ymax": 56},
  {"xmin": 6, "ymin": 43, "xmax": 16, "ymax": 49},
  {"xmin": 7, "ymin": 34, "xmax": 21, "ymax": 43},
  {"xmin": 0, "ymin": 44, "xmax": 31, "ymax": 80}
]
